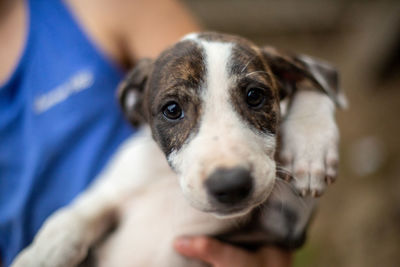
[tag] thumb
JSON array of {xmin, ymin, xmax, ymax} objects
[{"xmin": 174, "ymin": 236, "xmax": 257, "ymax": 266}]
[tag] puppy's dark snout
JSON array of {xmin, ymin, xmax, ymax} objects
[{"xmin": 205, "ymin": 167, "xmax": 253, "ymax": 205}]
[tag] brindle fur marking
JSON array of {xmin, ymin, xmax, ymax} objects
[
  {"xmin": 228, "ymin": 43, "xmax": 280, "ymax": 135},
  {"xmin": 145, "ymin": 40, "xmax": 206, "ymax": 156}
]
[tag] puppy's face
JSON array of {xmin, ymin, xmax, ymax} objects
[{"xmin": 119, "ymin": 32, "xmax": 340, "ymax": 217}]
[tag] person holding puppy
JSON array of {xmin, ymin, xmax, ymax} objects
[{"xmin": 0, "ymin": 0, "xmax": 291, "ymax": 266}]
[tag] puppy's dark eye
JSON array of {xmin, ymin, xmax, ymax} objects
[
  {"xmin": 246, "ymin": 88, "xmax": 265, "ymax": 108},
  {"xmin": 162, "ymin": 101, "xmax": 184, "ymax": 120}
]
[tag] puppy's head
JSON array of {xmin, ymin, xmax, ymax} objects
[{"xmin": 118, "ymin": 32, "xmax": 341, "ymax": 218}]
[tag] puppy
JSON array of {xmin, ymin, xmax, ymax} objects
[{"xmin": 12, "ymin": 32, "xmax": 345, "ymax": 267}]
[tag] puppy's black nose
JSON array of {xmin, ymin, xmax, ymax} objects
[{"xmin": 205, "ymin": 167, "xmax": 253, "ymax": 205}]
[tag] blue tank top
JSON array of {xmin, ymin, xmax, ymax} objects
[{"xmin": 0, "ymin": 0, "xmax": 133, "ymax": 265}]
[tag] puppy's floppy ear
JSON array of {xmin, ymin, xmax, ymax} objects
[
  {"xmin": 117, "ymin": 58, "xmax": 153, "ymax": 126},
  {"xmin": 261, "ymin": 46, "xmax": 347, "ymax": 108}
]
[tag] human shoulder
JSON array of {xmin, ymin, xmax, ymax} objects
[
  {"xmin": 65, "ymin": 0, "xmax": 127, "ymax": 66},
  {"xmin": 66, "ymin": 0, "xmax": 201, "ymax": 64}
]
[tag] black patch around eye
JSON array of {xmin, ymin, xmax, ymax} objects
[
  {"xmin": 230, "ymin": 78, "xmax": 278, "ymax": 135},
  {"xmin": 246, "ymin": 87, "xmax": 266, "ymax": 109},
  {"xmin": 238, "ymin": 78, "xmax": 272, "ymax": 108},
  {"xmin": 162, "ymin": 101, "xmax": 184, "ymax": 121}
]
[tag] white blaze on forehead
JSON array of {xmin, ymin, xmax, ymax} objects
[
  {"xmin": 201, "ymin": 41, "xmax": 233, "ymax": 118},
  {"xmin": 169, "ymin": 38, "xmax": 243, "ymax": 159},
  {"xmin": 180, "ymin": 34, "xmax": 240, "ymax": 134},
  {"xmin": 195, "ymin": 39, "xmax": 275, "ymax": 152}
]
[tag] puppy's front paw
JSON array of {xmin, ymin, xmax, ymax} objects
[
  {"xmin": 278, "ymin": 91, "xmax": 339, "ymax": 197},
  {"xmin": 12, "ymin": 209, "xmax": 90, "ymax": 267}
]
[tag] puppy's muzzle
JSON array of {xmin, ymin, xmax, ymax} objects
[{"xmin": 205, "ymin": 167, "xmax": 253, "ymax": 209}]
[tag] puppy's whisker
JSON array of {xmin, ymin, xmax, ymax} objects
[
  {"xmin": 276, "ymin": 171, "xmax": 297, "ymax": 181},
  {"xmin": 240, "ymin": 55, "xmax": 257, "ymax": 73},
  {"xmin": 256, "ymin": 200, "xmax": 271, "ymax": 219},
  {"xmin": 275, "ymin": 181, "xmax": 306, "ymax": 217},
  {"xmin": 273, "ymin": 182, "xmax": 287, "ymax": 213},
  {"xmin": 275, "ymin": 165, "xmax": 294, "ymax": 176},
  {"xmin": 275, "ymin": 167, "xmax": 292, "ymax": 176},
  {"xmin": 275, "ymin": 164, "xmax": 291, "ymax": 171},
  {"xmin": 275, "ymin": 176, "xmax": 297, "ymax": 189},
  {"xmin": 275, "ymin": 177, "xmax": 309, "ymax": 209},
  {"xmin": 245, "ymin": 71, "xmax": 269, "ymax": 77},
  {"xmin": 275, "ymin": 167, "xmax": 300, "ymax": 182}
]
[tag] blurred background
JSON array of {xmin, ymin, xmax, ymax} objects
[{"xmin": 182, "ymin": 0, "xmax": 400, "ymax": 266}]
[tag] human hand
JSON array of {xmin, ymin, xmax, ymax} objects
[{"xmin": 174, "ymin": 236, "xmax": 292, "ymax": 267}]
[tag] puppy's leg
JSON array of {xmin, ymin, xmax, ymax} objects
[
  {"xmin": 279, "ymin": 87, "xmax": 339, "ymax": 197},
  {"xmin": 12, "ymin": 129, "xmax": 158, "ymax": 267}
]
